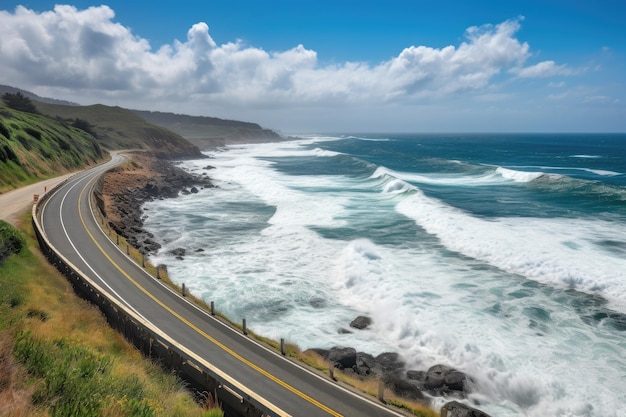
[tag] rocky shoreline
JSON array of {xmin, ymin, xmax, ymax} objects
[
  {"xmin": 306, "ymin": 316, "xmax": 492, "ymax": 417},
  {"xmin": 95, "ymin": 152, "xmax": 493, "ymax": 417},
  {"xmin": 93, "ymin": 151, "xmax": 214, "ymax": 254}
]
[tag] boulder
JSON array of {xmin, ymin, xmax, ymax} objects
[
  {"xmin": 406, "ymin": 370, "xmax": 426, "ymax": 381},
  {"xmin": 328, "ymin": 347, "xmax": 356, "ymax": 370},
  {"xmin": 354, "ymin": 352, "xmax": 382, "ymax": 377},
  {"xmin": 350, "ymin": 316, "xmax": 372, "ymax": 330},
  {"xmin": 424, "ymin": 365, "xmax": 472, "ymax": 395},
  {"xmin": 383, "ymin": 373, "xmax": 425, "ymax": 401},
  {"xmin": 169, "ymin": 248, "xmax": 186, "ymax": 258},
  {"xmin": 376, "ymin": 352, "xmax": 405, "ymax": 374},
  {"xmin": 441, "ymin": 401, "xmax": 491, "ymax": 417}
]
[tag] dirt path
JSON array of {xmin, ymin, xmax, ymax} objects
[{"xmin": 0, "ymin": 173, "xmax": 76, "ymax": 225}]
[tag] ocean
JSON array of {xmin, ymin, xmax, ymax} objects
[{"xmin": 142, "ymin": 133, "xmax": 626, "ymax": 417}]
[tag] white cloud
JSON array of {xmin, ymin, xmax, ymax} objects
[
  {"xmin": 512, "ymin": 60, "xmax": 574, "ymax": 78},
  {"xmin": 0, "ymin": 5, "xmax": 582, "ymax": 125},
  {"xmin": 0, "ymin": 6, "xmax": 540, "ymax": 104}
]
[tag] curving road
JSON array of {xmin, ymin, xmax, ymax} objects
[{"xmin": 36, "ymin": 156, "xmax": 406, "ymax": 417}]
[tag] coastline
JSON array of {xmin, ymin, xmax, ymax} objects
[{"xmin": 95, "ymin": 149, "xmax": 493, "ymax": 417}]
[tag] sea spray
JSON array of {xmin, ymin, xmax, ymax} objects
[{"xmin": 143, "ymin": 134, "xmax": 626, "ymax": 417}]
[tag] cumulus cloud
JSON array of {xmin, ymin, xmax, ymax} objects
[{"xmin": 0, "ymin": 5, "xmax": 568, "ymax": 109}]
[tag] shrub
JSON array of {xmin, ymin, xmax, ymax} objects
[
  {"xmin": 72, "ymin": 118, "xmax": 98, "ymax": 138},
  {"xmin": 2, "ymin": 92, "xmax": 39, "ymax": 114},
  {"xmin": 24, "ymin": 127, "xmax": 42, "ymax": 140},
  {"xmin": 16, "ymin": 134, "xmax": 32, "ymax": 150},
  {"xmin": 0, "ymin": 121, "xmax": 10, "ymax": 139},
  {"xmin": 0, "ymin": 220, "xmax": 26, "ymax": 264}
]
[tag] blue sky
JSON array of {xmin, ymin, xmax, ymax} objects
[{"xmin": 1, "ymin": 1, "xmax": 624, "ymax": 132}]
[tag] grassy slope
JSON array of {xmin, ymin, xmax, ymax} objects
[
  {"xmin": 132, "ymin": 110, "xmax": 282, "ymax": 149},
  {"xmin": 0, "ymin": 103, "xmax": 104, "ymax": 193},
  {"xmin": 0, "ymin": 216, "xmax": 221, "ymax": 417},
  {"xmin": 35, "ymin": 102, "xmax": 203, "ymax": 159}
]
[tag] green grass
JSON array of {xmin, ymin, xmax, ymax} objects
[
  {"xmin": 0, "ymin": 215, "xmax": 222, "ymax": 417},
  {"xmin": 34, "ymin": 102, "xmax": 201, "ymax": 158},
  {"xmin": 0, "ymin": 103, "xmax": 105, "ymax": 192}
]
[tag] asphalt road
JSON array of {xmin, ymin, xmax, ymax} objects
[{"xmin": 37, "ymin": 156, "xmax": 407, "ymax": 417}]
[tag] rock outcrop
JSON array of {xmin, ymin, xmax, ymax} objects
[
  {"xmin": 349, "ymin": 316, "xmax": 372, "ymax": 330},
  {"xmin": 94, "ymin": 152, "xmax": 213, "ymax": 254},
  {"xmin": 441, "ymin": 401, "xmax": 491, "ymax": 417}
]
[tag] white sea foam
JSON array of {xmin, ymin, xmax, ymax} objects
[
  {"xmin": 495, "ymin": 167, "xmax": 546, "ymax": 182},
  {"xmin": 570, "ymin": 154, "xmax": 601, "ymax": 158},
  {"xmin": 396, "ymin": 189, "xmax": 626, "ymax": 312},
  {"xmin": 372, "ymin": 165, "xmax": 549, "ymax": 187},
  {"xmin": 143, "ymin": 139, "xmax": 626, "ymax": 417}
]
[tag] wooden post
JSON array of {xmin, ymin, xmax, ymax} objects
[
  {"xmin": 280, "ymin": 338, "xmax": 286, "ymax": 356},
  {"xmin": 126, "ymin": 244, "xmax": 130, "ymax": 255},
  {"xmin": 329, "ymin": 365, "xmax": 336, "ymax": 381},
  {"xmin": 116, "ymin": 234, "xmax": 119, "ymax": 245},
  {"xmin": 141, "ymin": 254, "xmax": 145, "ymax": 268},
  {"xmin": 242, "ymin": 319, "xmax": 247, "ymax": 335},
  {"xmin": 182, "ymin": 283, "xmax": 186, "ymax": 297},
  {"xmin": 210, "ymin": 301, "xmax": 215, "ymax": 316},
  {"xmin": 378, "ymin": 379, "xmax": 385, "ymax": 402},
  {"xmin": 156, "ymin": 265, "xmax": 161, "ymax": 279}
]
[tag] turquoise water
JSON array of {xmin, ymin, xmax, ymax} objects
[{"xmin": 143, "ymin": 134, "xmax": 626, "ymax": 417}]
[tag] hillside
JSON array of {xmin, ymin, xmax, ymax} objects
[
  {"xmin": 0, "ymin": 84, "xmax": 77, "ymax": 106},
  {"xmin": 35, "ymin": 102, "xmax": 203, "ymax": 159},
  {"xmin": 0, "ymin": 102, "xmax": 104, "ymax": 193},
  {"xmin": 133, "ymin": 109, "xmax": 282, "ymax": 149}
]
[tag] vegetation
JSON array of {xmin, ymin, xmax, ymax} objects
[
  {"xmin": 0, "ymin": 215, "xmax": 222, "ymax": 416},
  {"xmin": 0, "ymin": 219, "xmax": 26, "ymax": 264},
  {"xmin": 132, "ymin": 109, "xmax": 281, "ymax": 149},
  {"xmin": 34, "ymin": 102, "xmax": 202, "ymax": 159},
  {"xmin": 0, "ymin": 102, "xmax": 104, "ymax": 192},
  {"xmin": 2, "ymin": 92, "xmax": 40, "ymax": 114}
]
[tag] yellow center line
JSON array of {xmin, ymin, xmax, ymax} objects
[{"xmin": 76, "ymin": 178, "xmax": 342, "ymax": 417}]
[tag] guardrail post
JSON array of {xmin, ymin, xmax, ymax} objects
[
  {"xmin": 182, "ymin": 283, "xmax": 186, "ymax": 297},
  {"xmin": 156, "ymin": 265, "xmax": 161, "ymax": 279},
  {"xmin": 141, "ymin": 254, "xmax": 145, "ymax": 268},
  {"xmin": 242, "ymin": 319, "xmax": 247, "ymax": 335},
  {"xmin": 116, "ymin": 234, "xmax": 119, "ymax": 245},
  {"xmin": 329, "ymin": 364, "xmax": 336, "ymax": 381},
  {"xmin": 378, "ymin": 379, "xmax": 385, "ymax": 402},
  {"xmin": 126, "ymin": 244, "xmax": 130, "ymax": 255},
  {"xmin": 280, "ymin": 338, "xmax": 286, "ymax": 355},
  {"xmin": 210, "ymin": 301, "xmax": 215, "ymax": 316}
]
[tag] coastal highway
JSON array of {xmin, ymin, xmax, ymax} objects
[{"xmin": 36, "ymin": 155, "xmax": 406, "ymax": 417}]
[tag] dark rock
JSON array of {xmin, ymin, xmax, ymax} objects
[
  {"xmin": 350, "ymin": 315, "xmax": 372, "ymax": 330},
  {"xmin": 445, "ymin": 370, "xmax": 468, "ymax": 392},
  {"xmin": 328, "ymin": 347, "xmax": 356, "ymax": 370},
  {"xmin": 383, "ymin": 373, "xmax": 425, "ymax": 401},
  {"xmin": 406, "ymin": 370, "xmax": 426, "ymax": 383},
  {"xmin": 376, "ymin": 352, "xmax": 405, "ymax": 374},
  {"xmin": 170, "ymin": 248, "xmax": 186, "ymax": 258},
  {"xmin": 424, "ymin": 365, "xmax": 472, "ymax": 395},
  {"xmin": 337, "ymin": 328, "xmax": 353, "ymax": 334},
  {"xmin": 424, "ymin": 364, "xmax": 452, "ymax": 390},
  {"xmin": 355, "ymin": 352, "xmax": 382, "ymax": 377},
  {"xmin": 190, "ymin": 186, "xmax": 199, "ymax": 193},
  {"xmin": 441, "ymin": 401, "xmax": 491, "ymax": 417}
]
